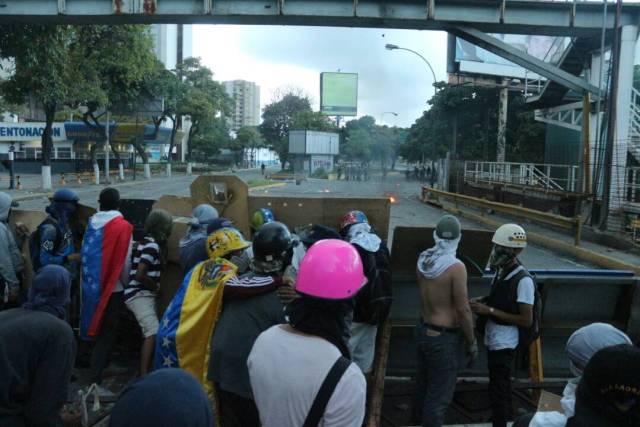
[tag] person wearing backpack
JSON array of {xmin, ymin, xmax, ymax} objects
[
  {"xmin": 470, "ymin": 224, "xmax": 536, "ymax": 427},
  {"xmin": 30, "ymin": 188, "xmax": 81, "ymax": 275},
  {"xmin": 248, "ymin": 239, "xmax": 367, "ymax": 427},
  {"xmin": 340, "ymin": 210, "xmax": 392, "ymax": 374}
]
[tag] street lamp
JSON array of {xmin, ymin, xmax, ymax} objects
[
  {"xmin": 380, "ymin": 111, "xmax": 398, "ymax": 125},
  {"xmin": 385, "ymin": 43, "xmax": 438, "ymax": 94}
]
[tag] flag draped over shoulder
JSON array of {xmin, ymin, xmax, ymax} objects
[
  {"xmin": 155, "ymin": 258, "xmax": 237, "ymax": 393},
  {"xmin": 80, "ymin": 213, "xmax": 132, "ymax": 340}
]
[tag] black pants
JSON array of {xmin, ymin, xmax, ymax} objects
[
  {"xmin": 90, "ymin": 291, "xmax": 123, "ymax": 384},
  {"xmin": 488, "ymin": 349, "xmax": 515, "ymax": 427},
  {"xmin": 217, "ymin": 389, "xmax": 260, "ymax": 427}
]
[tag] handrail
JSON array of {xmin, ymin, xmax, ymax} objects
[
  {"xmin": 464, "ymin": 161, "xmax": 579, "ymax": 192},
  {"xmin": 421, "ymin": 186, "xmax": 583, "ymax": 246}
]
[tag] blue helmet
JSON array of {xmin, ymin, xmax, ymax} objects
[
  {"xmin": 250, "ymin": 208, "xmax": 275, "ymax": 231},
  {"xmin": 52, "ymin": 188, "xmax": 79, "ymax": 203}
]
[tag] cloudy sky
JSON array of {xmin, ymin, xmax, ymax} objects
[
  {"xmin": 193, "ymin": 25, "xmax": 448, "ymax": 128},
  {"xmin": 193, "ymin": 23, "xmax": 640, "ymax": 129}
]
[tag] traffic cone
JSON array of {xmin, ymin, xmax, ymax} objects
[
  {"xmin": 59, "ymin": 173, "xmax": 66, "ymax": 186},
  {"xmin": 16, "ymin": 176, "xmax": 22, "ymax": 190}
]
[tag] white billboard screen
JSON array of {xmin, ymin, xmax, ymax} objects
[{"xmin": 320, "ymin": 72, "xmax": 358, "ymax": 116}]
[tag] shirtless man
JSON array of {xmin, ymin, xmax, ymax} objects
[{"xmin": 412, "ymin": 215, "xmax": 477, "ymax": 427}]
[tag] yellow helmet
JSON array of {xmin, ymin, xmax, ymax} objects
[{"xmin": 206, "ymin": 227, "xmax": 250, "ymax": 260}]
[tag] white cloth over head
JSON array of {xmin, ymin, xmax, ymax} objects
[
  {"xmin": 347, "ymin": 223, "xmax": 381, "ymax": 253},
  {"xmin": 417, "ymin": 231, "xmax": 462, "ymax": 279}
]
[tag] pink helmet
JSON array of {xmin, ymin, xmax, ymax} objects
[{"xmin": 295, "ymin": 239, "xmax": 367, "ymax": 300}]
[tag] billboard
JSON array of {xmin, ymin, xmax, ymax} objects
[
  {"xmin": 448, "ymin": 34, "xmax": 568, "ymax": 80},
  {"xmin": 320, "ymin": 72, "xmax": 358, "ymax": 116},
  {"xmin": 0, "ymin": 122, "xmax": 67, "ymax": 142}
]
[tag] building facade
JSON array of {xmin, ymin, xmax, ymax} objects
[{"xmin": 223, "ymin": 80, "xmax": 261, "ymax": 132}]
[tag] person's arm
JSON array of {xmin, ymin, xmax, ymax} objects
[
  {"xmin": 223, "ymin": 274, "xmax": 279, "ymax": 300},
  {"xmin": 470, "ymin": 277, "xmax": 534, "ymax": 327},
  {"xmin": 451, "ymin": 263, "xmax": 475, "ymax": 346},
  {"xmin": 25, "ymin": 324, "xmax": 76, "ymax": 427},
  {"xmin": 119, "ymin": 238, "xmax": 133, "ymax": 286},
  {"xmin": 135, "ymin": 261, "xmax": 158, "ymax": 292}
]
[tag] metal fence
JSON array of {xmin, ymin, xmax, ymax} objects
[{"xmin": 464, "ymin": 161, "xmax": 580, "ymax": 193}]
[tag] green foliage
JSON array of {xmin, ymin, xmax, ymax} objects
[
  {"xmin": 310, "ymin": 167, "xmax": 329, "ymax": 179},
  {"xmin": 259, "ymin": 92, "xmax": 313, "ymax": 169},
  {"xmin": 291, "ymin": 111, "xmax": 336, "ymax": 132},
  {"xmin": 191, "ymin": 116, "xmax": 231, "ymax": 161},
  {"xmin": 341, "ymin": 116, "xmax": 406, "ymax": 170}
]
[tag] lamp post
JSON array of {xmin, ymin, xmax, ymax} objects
[
  {"xmin": 385, "ymin": 44, "xmax": 438, "ymax": 95},
  {"xmin": 379, "ymin": 111, "xmax": 398, "ymax": 125}
]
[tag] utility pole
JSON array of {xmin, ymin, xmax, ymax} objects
[
  {"xmin": 599, "ymin": 0, "xmax": 622, "ymax": 230},
  {"xmin": 582, "ymin": 93, "xmax": 591, "ymax": 194},
  {"xmin": 496, "ymin": 79, "xmax": 509, "ymax": 163}
]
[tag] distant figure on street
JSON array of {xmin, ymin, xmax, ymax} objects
[
  {"xmin": 0, "ymin": 265, "xmax": 76, "ymax": 427},
  {"xmin": 248, "ymin": 240, "xmax": 367, "ymax": 427},
  {"xmin": 412, "ymin": 215, "xmax": 477, "ymax": 427},
  {"xmin": 109, "ymin": 369, "xmax": 214, "ymax": 427},
  {"xmin": 430, "ymin": 166, "xmax": 437, "ymax": 188},
  {"xmin": 80, "ymin": 188, "xmax": 133, "ymax": 390},
  {"xmin": 261, "ymin": 163, "xmax": 266, "ymax": 176},
  {"xmin": 0, "ymin": 192, "xmax": 24, "ymax": 309},
  {"xmin": 470, "ymin": 224, "xmax": 536, "ymax": 427},
  {"xmin": 125, "ymin": 209, "xmax": 173, "ymax": 376},
  {"xmin": 179, "ymin": 204, "xmax": 219, "ymax": 273}
]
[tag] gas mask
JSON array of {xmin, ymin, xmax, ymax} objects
[{"xmin": 488, "ymin": 245, "xmax": 517, "ymax": 269}]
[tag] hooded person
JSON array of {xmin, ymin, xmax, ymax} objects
[
  {"xmin": 0, "ymin": 192, "xmax": 24, "ymax": 308},
  {"xmin": 248, "ymin": 239, "xmax": 368, "ymax": 427},
  {"xmin": 80, "ymin": 187, "xmax": 134, "ymax": 390},
  {"xmin": 339, "ymin": 210, "xmax": 392, "ymax": 375},
  {"xmin": 31, "ymin": 188, "xmax": 81, "ymax": 274},
  {"xmin": 124, "ymin": 209, "xmax": 174, "ymax": 376},
  {"xmin": 413, "ymin": 215, "xmax": 477, "ymax": 427},
  {"xmin": 179, "ymin": 204, "xmax": 219, "ymax": 273},
  {"xmin": 567, "ymin": 344, "xmax": 640, "ymax": 427},
  {"xmin": 0, "ymin": 265, "xmax": 76, "ymax": 426},
  {"xmin": 109, "ymin": 368, "xmax": 214, "ymax": 427},
  {"xmin": 208, "ymin": 221, "xmax": 294, "ymax": 427},
  {"xmin": 520, "ymin": 323, "xmax": 633, "ymax": 427}
]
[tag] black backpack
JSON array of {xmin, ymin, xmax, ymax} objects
[
  {"xmin": 353, "ymin": 242, "xmax": 393, "ymax": 325},
  {"xmin": 29, "ymin": 217, "xmax": 63, "ymax": 272}
]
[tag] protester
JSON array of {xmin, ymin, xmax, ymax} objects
[
  {"xmin": 155, "ymin": 227, "xmax": 253, "ymax": 391},
  {"xmin": 412, "ymin": 215, "xmax": 477, "ymax": 427},
  {"xmin": 109, "ymin": 368, "xmax": 214, "ymax": 427},
  {"xmin": 125, "ymin": 209, "xmax": 173, "ymax": 376},
  {"xmin": 179, "ymin": 204, "xmax": 219, "ymax": 273},
  {"xmin": 0, "ymin": 192, "xmax": 24, "ymax": 309},
  {"xmin": 248, "ymin": 239, "xmax": 367, "ymax": 427},
  {"xmin": 208, "ymin": 221, "xmax": 294, "ymax": 427},
  {"xmin": 470, "ymin": 224, "xmax": 535, "ymax": 427},
  {"xmin": 80, "ymin": 188, "xmax": 133, "ymax": 390},
  {"xmin": 0, "ymin": 265, "xmax": 76, "ymax": 427},
  {"xmin": 517, "ymin": 323, "xmax": 632, "ymax": 427},
  {"xmin": 261, "ymin": 163, "xmax": 266, "ymax": 176},
  {"xmin": 340, "ymin": 210, "xmax": 392, "ymax": 374},
  {"xmin": 566, "ymin": 344, "xmax": 640, "ymax": 426},
  {"xmin": 31, "ymin": 188, "xmax": 81, "ymax": 274}
]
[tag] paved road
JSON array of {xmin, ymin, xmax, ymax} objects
[{"xmin": 17, "ymin": 169, "xmax": 592, "ymax": 270}]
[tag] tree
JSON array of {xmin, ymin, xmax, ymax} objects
[
  {"xmin": 343, "ymin": 128, "xmax": 372, "ymax": 161},
  {"xmin": 0, "ymin": 25, "xmax": 77, "ymax": 189},
  {"xmin": 260, "ymin": 92, "xmax": 313, "ymax": 170},
  {"xmin": 235, "ymin": 126, "xmax": 264, "ymax": 167},
  {"xmin": 291, "ymin": 110, "xmax": 336, "ymax": 132},
  {"xmin": 191, "ymin": 117, "xmax": 231, "ymax": 161}
]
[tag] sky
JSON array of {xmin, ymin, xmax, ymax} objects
[
  {"xmin": 193, "ymin": 23, "xmax": 640, "ymax": 129},
  {"xmin": 193, "ymin": 25, "xmax": 448, "ymax": 128}
]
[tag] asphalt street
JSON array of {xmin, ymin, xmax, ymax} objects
[{"xmin": 17, "ymin": 168, "xmax": 593, "ymax": 270}]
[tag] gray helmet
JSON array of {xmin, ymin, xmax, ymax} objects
[{"xmin": 435, "ymin": 215, "xmax": 461, "ymax": 240}]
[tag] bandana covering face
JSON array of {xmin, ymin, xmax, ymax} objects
[
  {"xmin": 488, "ymin": 245, "xmax": 517, "ymax": 269},
  {"xmin": 346, "ymin": 223, "xmax": 381, "ymax": 253},
  {"xmin": 417, "ymin": 231, "xmax": 462, "ymax": 279}
]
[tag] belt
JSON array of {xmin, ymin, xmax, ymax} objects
[{"xmin": 421, "ymin": 321, "xmax": 459, "ymax": 334}]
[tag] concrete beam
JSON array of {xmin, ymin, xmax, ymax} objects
[
  {"xmin": 1, "ymin": 0, "xmax": 639, "ymax": 36},
  {"xmin": 449, "ymin": 26, "xmax": 601, "ymax": 95}
]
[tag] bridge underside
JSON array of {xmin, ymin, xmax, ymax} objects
[{"xmin": 1, "ymin": 0, "xmax": 639, "ymax": 37}]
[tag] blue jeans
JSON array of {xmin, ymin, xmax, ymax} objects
[{"xmin": 413, "ymin": 323, "xmax": 461, "ymax": 427}]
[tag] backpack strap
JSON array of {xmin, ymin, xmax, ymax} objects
[{"xmin": 303, "ymin": 356, "xmax": 352, "ymax": 427}]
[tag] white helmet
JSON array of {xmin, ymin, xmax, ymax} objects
[{"xmin": 492, "ymin": 224, "xmax": 527, "ymax": 248}]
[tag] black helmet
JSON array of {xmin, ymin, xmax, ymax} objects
[{"xmin": 252, "ymin": 222, "xmax": 294, "ymax": 274}]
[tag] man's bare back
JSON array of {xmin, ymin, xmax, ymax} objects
[{"xmin": 418, "ymin": 262, "xmax": 468, "ymax": 330}]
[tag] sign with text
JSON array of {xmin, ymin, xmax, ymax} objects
[{"xmin": 0, "ymin": 122, "xmax": 67, "ymax": 141}]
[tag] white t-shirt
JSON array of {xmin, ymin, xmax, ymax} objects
[
  {"xmin": 485, "ymin": 266, "xmax": 535, "ymax": 351},
  {"xmin": 248, "ymin": 325, "xmax": 366, "ymax": 427}
]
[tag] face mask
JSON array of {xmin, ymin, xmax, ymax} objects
[{"xmin": 489, "ymin": 246, "xmax": 515, "ymax": 269}]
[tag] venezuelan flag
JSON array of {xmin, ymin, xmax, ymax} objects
[
  {"xmin": 80, "ymin": 212, "xmax": 132, "ymax": 340},
  {"xmin": 155, "ymin": 258, "xmax": 237, "ymax": 393}
]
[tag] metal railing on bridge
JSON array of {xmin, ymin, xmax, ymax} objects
[{"xmin": 464, "ymin": 161, "xmax": 580, "ymax": 193}]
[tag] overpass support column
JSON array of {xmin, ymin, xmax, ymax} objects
[
  {"xmin": 589, "ymin": 52, "xmax": 604, "ymax": 195},
  {"xmin": 610, "ymin": 25, "xmax": 638, "ymax": 213},
  {"xmin": 497, "ymin": 81, "xmax": 508, "ymax": 163}
]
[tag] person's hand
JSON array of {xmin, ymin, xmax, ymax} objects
[
  {"xmin": 470, "ymin": 301, "xmax": 492, "ymax": 315},
  {"xmin": 60, "ymin": 407, "xmax": 82, "ymax": 427},
  {"xmin": 466, "ymin": 339, "xmax": 479, "ymax": 368},
  {"xmin": 14, "ymin": 222, "xmax": 30, "ymax": 239},
  {"xmin": 66, "ymin": 253, "xmax": 81, "ymax": 263},
  {"xmin": 277, "ymin": 284, "xmax": 299, "ymax": 304}
]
